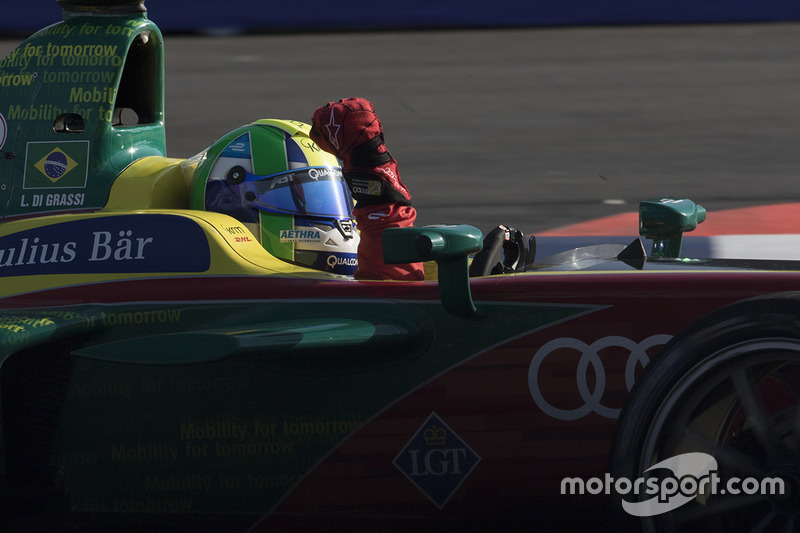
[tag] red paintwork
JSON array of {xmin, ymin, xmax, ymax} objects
[
  {"xmin": 128, "ymin": 269, "xmax": 795, "ymax": 530},
  {"xmin": 2, "ymin": 269, "xmax": 795, "ymax": 309},
  {"xmin": 5, "ymin": 268, "xmax": 799, "ymax": 529}
]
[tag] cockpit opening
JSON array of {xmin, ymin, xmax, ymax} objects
[{"xmin": 114, "ymin": 32, "xmax": 157, "ymax": 127}]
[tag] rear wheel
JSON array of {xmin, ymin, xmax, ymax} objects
[{"xmin": 610, "ymin": 294, "xmax": 800, "ymax": 532}]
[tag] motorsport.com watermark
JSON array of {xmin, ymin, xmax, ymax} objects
[{"xmin": 561, "ymin": 453, "xmax": 784, "ymax": 517}]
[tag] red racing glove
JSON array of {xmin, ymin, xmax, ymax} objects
[
  {"xmin": 311, "ymin": 97, "xmax": 412, "ymax": 207},
  {"xmin": 311, "ymin": 97, "xmax": 423, "ymax": 281}
]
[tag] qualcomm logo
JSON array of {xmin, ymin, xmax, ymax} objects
[
  {"xmin": 326, "ymin": 255, "xmax": 357, "ymax": 268},
  {"xmin": 393, "ymin": 412, "xmax": 480, "ymax": 508}
]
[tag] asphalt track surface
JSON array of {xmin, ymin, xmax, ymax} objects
[{"xmin": 4, "ymin": 22, "xmax": 800, "ymax": 234}]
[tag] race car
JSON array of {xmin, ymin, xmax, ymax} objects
[{"xmin": 1, "ymin": 1, "xmax": 799, "ymax": 531}]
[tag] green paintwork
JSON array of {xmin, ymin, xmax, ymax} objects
[
  {"xmin": 0, "ymin": 10, "xmax": 165, "ymax": 219},
  {"xmin": 72, "ymin": 318, "xmax": 426, "ymax": 365},
  {"xmin": 259, "ymin": 212, "xmax": 294, "ymax": 263},
  {"xmin": 0, "ymin": 298, "xmax": 598, "ymax": 514}
]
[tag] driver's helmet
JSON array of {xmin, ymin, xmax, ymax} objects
[{"xmin": 188, "ymin": 119, "xmax": 359, "ymax": 275}]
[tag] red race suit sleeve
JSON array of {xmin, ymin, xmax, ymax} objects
[{"xmin": 353, "ymin": 203, "xmax": 424, "ymax": 281}]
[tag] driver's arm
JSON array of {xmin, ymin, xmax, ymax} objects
[{"xmin": 310, "ymin": 97, "xmax": 424, "ymax": 281}]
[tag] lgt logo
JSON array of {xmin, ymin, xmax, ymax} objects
[{"xmin": 393, "ymin": 412, "xmax": 480, "ymax": 508}]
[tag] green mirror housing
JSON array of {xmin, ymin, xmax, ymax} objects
[
  {"xmin": 639, "ymin": 197, "xmax": 707, "ymax": 258},
  {"xmin": 383, "ymin": 225, "xmax": 484, "ymax": 319}
]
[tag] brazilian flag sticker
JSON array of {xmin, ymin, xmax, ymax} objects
[{"xmin": 24, "ymin": 141, "xmax": 90, "ymax": 189}]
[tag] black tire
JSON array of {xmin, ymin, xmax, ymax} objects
[{"xmin": 609, "ymin": 292, "xmax": 800, "ymax": 532}]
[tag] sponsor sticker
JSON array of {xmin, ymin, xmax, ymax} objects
[
  {"xmin": 220, "ymin": 132, "xmax": 252, "ymax": 159},
  {"xmin": 325, "ymin": 254, "xmax": 356, "ymax": 269},
  {"xmin": 280, "ymin": 229, "xmax": 322, "ymax": 243},
  {"xmin": 24, "ymin": 140, "xmax": 90, "ymax": 189},
  {"xmin": 393, "ymin": 412, "xmax": 480, "ymax": 508},
  {"xmin": 528, "ymin": 334, "xmax": 672, "ymax": 420},
  {"xmin": 0, "ymin": 214, "xmax": 210, "ymax": 276}
]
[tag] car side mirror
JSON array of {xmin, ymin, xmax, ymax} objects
[
  {"xmin": 639, "ymin": 197, "xmax": 706, "ymax": 258},
  {"xmin": 383, "ymin": 225, "xmax": 484, "ymax": 319}
]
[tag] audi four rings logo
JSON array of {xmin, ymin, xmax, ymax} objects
[
  {"xmin": 0, "ymin": 112, "xmax": 6, "ymax": 150},
  {"xmin": 528, "ymin": 335, "xmax": 673, "ymax": 420}
]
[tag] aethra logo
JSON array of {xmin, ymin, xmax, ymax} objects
[{"xmin": 279, "ymin": 230, "xmax": 321, "ymax": 243}]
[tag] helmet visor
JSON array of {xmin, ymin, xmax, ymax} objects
[{"xmin": 233, "ymin": 166, "xmax": 354, "ymax": 219}]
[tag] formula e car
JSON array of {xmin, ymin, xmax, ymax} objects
[{"xmin": 1, "ymin": 1, "xmax": 799, "ymax": 532}]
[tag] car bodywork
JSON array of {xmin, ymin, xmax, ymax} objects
[{"xmin": 1, "ymin": 2, "xmax": 799, "ymax": 531}]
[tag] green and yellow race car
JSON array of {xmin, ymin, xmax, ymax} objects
[{"xmin": 1, "ymin": 1, "xmax": 799, "ymax": 531}]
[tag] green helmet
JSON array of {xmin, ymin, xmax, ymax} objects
[{"xmin": 189, "ymin": 120, "xmax": 359, "ymax": 275}]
